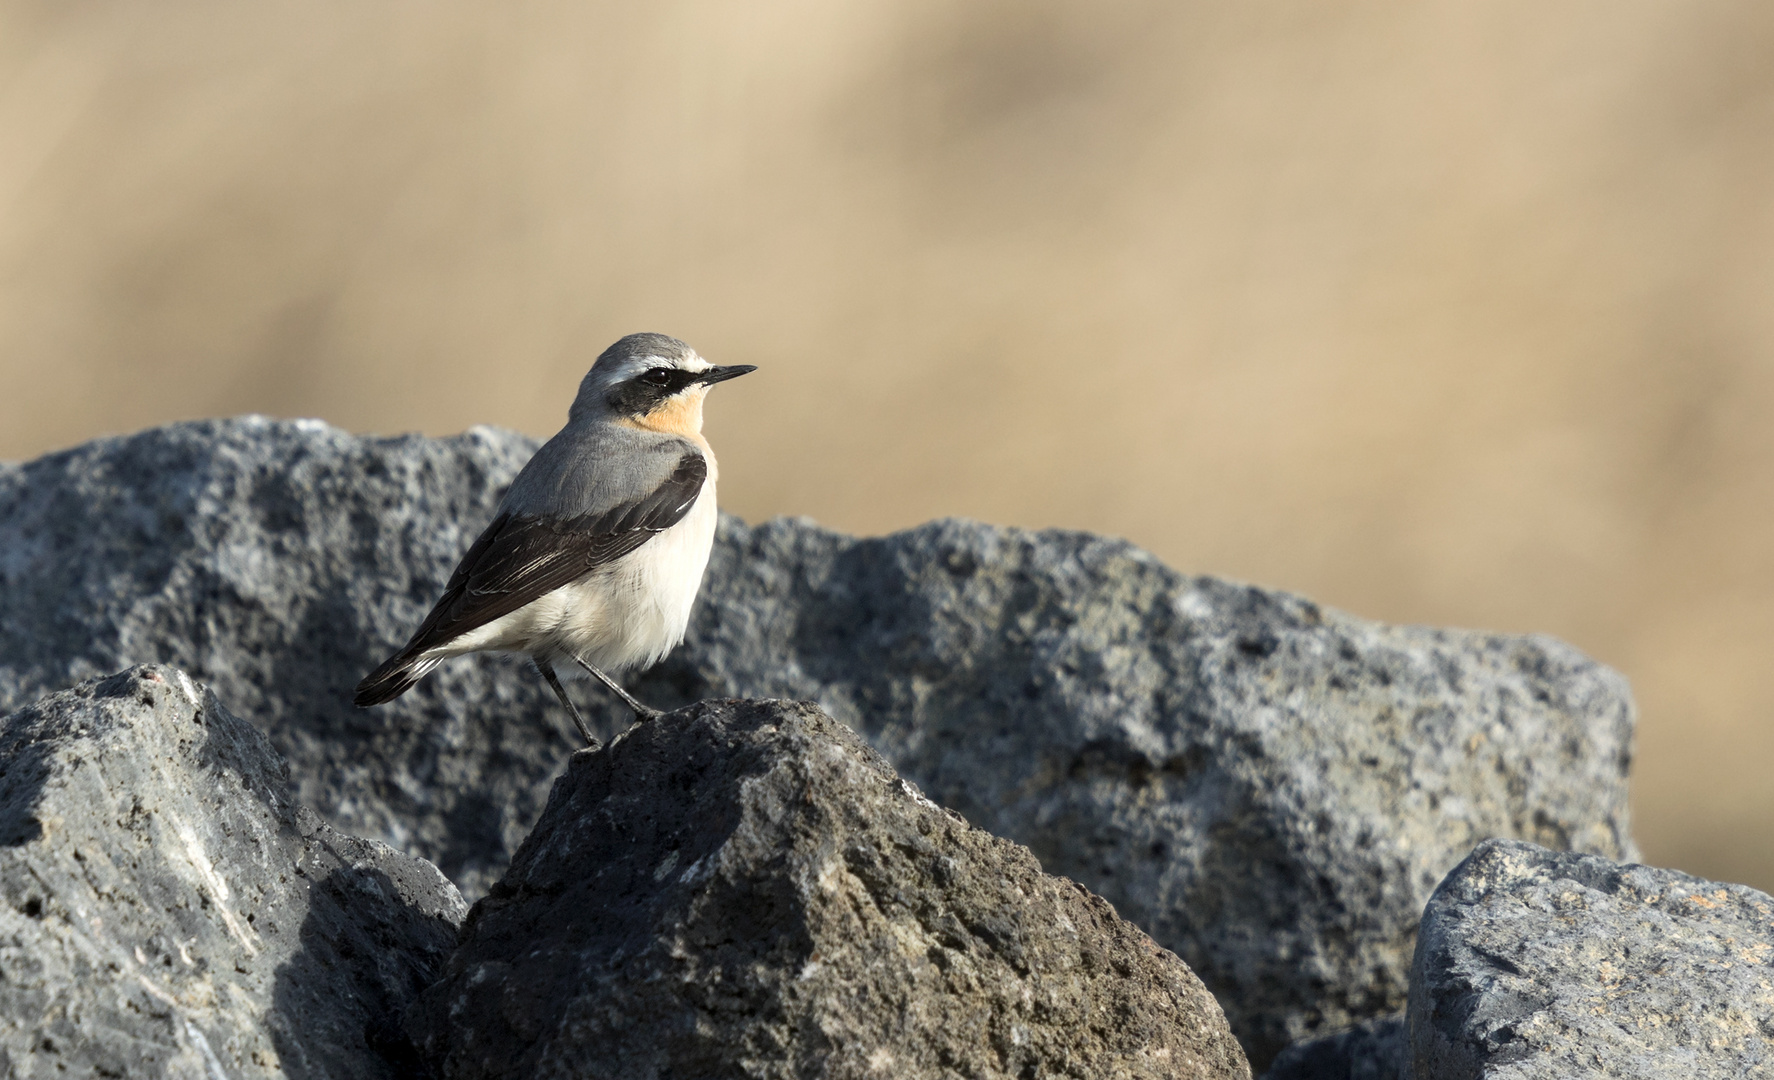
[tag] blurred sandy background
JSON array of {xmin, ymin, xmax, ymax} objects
[{"xmin": 2, "ymin": 1, "xmax": 1770, "ymax": 890}]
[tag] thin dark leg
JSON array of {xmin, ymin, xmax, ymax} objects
[
  {"xmin": 536, "ymin": 660, "xmax": 601, "ymax": 748},
  {"xmin": 570, "ymin": 656, "xmax": 663, "ymax": 722}
]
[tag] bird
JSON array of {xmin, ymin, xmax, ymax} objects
[{"xmin": 353, "ymin": 332, "xmax": 755, "ymax": 746}]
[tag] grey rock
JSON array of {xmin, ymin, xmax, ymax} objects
[
  {"xmin": 0, "ymin": 664, "xmax": 466, "ymax": 1078},
  {"xmin": 1262, "ymin": 1017, "xmax": 1410, "ymax": 1080},
  {"xmin": 406, "ymin": 696, "xmax": 1253, "ymax": 1080},
  {"xmin": 0, "ymin": 419, "xmax": 1638, "ymax": 1064},
  {"xmin": 654, "ymin": 518, "xmax": 1636, "ymax": 1065},
  {"xmin": 0, "ymin": 418, "xmax": 555, "ymax": 899},
  {"xmin": 1408, "ymin": 838, "xmax": 1774, "ymax": 1079}
]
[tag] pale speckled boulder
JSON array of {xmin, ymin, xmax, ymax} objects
[
  {"xmin": 1409, "ymin": 839, "xmax": 1774, "ymax": 1079},
  {"xmin": 0, "ymin": 418, "xmax": 1637, "ymax": 1065},
  {"xmin": 0, "ymin": 665, "xmax": 465, "ymax": 1078}
]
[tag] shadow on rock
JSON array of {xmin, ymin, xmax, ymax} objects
[
  {"xmin": 1261, "ymin": 1017, "xmax": 1409, "ymax": 1080},
  {"xmin": 271, "ymin": 842, "xmax": 464, "ymax": 1078}
]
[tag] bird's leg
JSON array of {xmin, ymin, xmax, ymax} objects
[
  {"xmin": 570, "ymin": 656, "xmax": 663, "ymax": 722},
  {"xmin": 536, "ymin": 660, "xmax": 602, "ymax": 749}
]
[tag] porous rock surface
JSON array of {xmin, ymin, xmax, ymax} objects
[
  {"xmin": 668, "ymin": 517, "xmax": 1637, "ymax": 1067},
  {"xmin": 406, "ymin": 696, "xmax": 1252, "ymax": 1080},
  {"xmin": 1409, "ymin": 839, "xmax": 1774, "ymax": 1079},
  {"xmin": 0, "ymin": 418, "xmax": 549, "ymax": 899},
  {"xmin": 0, "ymin": 665, "xmax": 466, "ymax": 1078},
  {"xmin": 0, "ymin": 418, "xmax": 1639, "ymax": 1064}
]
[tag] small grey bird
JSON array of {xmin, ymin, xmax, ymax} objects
[{"xmin": 354, "ymin": 332, "xmax": 754, "ymax": 745}]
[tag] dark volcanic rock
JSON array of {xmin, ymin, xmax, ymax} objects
[
  {"xmin": 1409, "ymin": 839, "xmax": 1774, "ymax": 1079},
  {"xmin": 0, "ymin": 665, "xmax": 465, "ymax": 1078},
  {"xmin": 0, "ymin": 419, "xmax": 1638, "ymax": 1063},
  {"xmin": 407, "ymin": 697, "xmax": 1252, "ymax": 1080}
]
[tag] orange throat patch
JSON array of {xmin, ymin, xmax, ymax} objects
[{"xmin": 621, "ymin": 390, "xmax": 707, "ymax": 439}]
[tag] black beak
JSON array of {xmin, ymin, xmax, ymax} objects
[{"xmin": 697, "ymin": 364, "xmax": 757, "ymax": 386}]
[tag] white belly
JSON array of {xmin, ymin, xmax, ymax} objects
[{"xmin": 429, "ymin": 476, "xmax": 718, "ymax": 674}]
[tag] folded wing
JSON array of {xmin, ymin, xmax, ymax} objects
[{"xmin": 354, "ymin": 451, "xmax": 708, "ymax": 706}]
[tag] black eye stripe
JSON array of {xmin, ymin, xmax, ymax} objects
[
  {"xmin": 606, "ymin": 366, "xmax": 703, "ymax": 415},
  {"xmin": 645, "ymin": 368, "xmax": 703, "ymax": 392}
]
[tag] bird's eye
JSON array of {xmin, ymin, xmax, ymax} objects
[{"xmin": 639, "ymin": 368, "xmax": 675, "ymax": 388}]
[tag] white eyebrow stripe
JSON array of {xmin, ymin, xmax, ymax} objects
[{"xmin": 636, "ymin": 354, "xmax": 710, "ymax": 371}]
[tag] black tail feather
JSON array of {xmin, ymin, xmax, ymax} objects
[{"xmin": 353, "ymin": 653, "xmax": 440, "ymax": 708}]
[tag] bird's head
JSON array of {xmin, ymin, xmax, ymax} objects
[{"xmin": 571, "ymin": 332, "xmax": 756, "ymax": 436}]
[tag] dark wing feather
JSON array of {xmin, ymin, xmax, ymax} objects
[
  {"xmin": 409, "ymin": 451, "xmax": 707, "ymax": 651},
  {"xmin": 354, "ymin": 452, "xmax": 706, "ymax": 705}
]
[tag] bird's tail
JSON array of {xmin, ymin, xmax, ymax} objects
[{"xmin": 353, "ymin": 651, "xmax": 442, "ymax": 708}]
